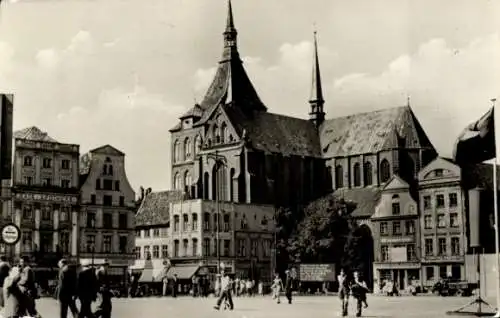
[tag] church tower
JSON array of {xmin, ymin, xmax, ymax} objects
[{"xmin": 309, "ymin": 31, "xmax": 326, "ymax": 127}]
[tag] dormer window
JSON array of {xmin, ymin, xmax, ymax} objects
[
  {"xmin": 391, "ymin": 194, "xmax": 400, "ymax": 215},
  {"xmin": 435, "ymin": 169, "xmax": 444, "ymax": 177}
]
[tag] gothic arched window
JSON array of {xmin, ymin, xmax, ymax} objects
[
  {"xmin": 184, "ymin": 137, "xmax": 191, "ymax": 160},
  {"xmin": 229, "ymin": 168, "xmax": 236, "ymax": 202},
  {"xmin": 391, "ymin": 194, "xmax": 400, "ymax": 215},
  {"xmin": 221, "ymin": 122, "xmax": 228, "ymax": 143},
  {"xmin": 184, "ymin": 171, "xmax": 192, "ymax": 192},
  {"xmin": 353, "ymin": 163, "xmax": 361, "ymax": 187},
  {"xmin": 174, "ymin": 172, "xmax": 182, "ymax": 190},
  {"xmin": 380, "ymin": 159, "xmax": 391, "ymax": 183},
  {"xmin": 335, "ymin": 165, "xmax": 344, "ymax": 189},
  {"xmin": 364, "ymin": 162, "xmax": 373, "ymax": 186},
  {"xmin": 203, "ymin": 172, "xmax": 210, "ymax": 200},
  {"xmin": 213, "ymin": 125, "xmax": 220, "ymax": 143},
  {"xmin": 173, "ymin": 139, "xmax": 181, "ymax": 163}
]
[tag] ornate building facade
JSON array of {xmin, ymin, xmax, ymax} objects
[
  {"xmin": 11, "ymin": 126, "xmax": 80, "ymax": 269},
  {"xmin": 79, "ymin": 145, "xmax": 136, "ymax": 280}
]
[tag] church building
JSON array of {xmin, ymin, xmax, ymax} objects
[{"xmin": 161, "ymin": 0, "xmax": 439, "ymax": 282}]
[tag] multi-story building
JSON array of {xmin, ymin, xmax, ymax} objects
[
  {"xmin": 418, "ymin": 157, "xmax": 467, "ymax": 288},
  {"xmin": 168, "ymin": 199, "xmax": 274, "ymax": 281},
  {"xmin": 11, "ymin": 126, "xmax": 80, "ymax": 272},
  {"xmin": 79, "ymin": 145, "xmax": 136, "ymax": 281},
  {"xmin": 132, "ymin": 190, "xmax": 183, "ymax": 281},
  {"xmin": 372, "ymin": 175, "xmax": 420, "ymax": 292}
]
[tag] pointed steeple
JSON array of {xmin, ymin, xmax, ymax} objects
[
  {"xmin": 223, "ymin": 0, "xmax": 238, "ymax": 57},
  {"xmin": 309, "ymin": 29, "xmax": 326, "ymax": 127},
  {"xmin": 198, "ymin": 0, "xmax": 266, "ymax": 115}
]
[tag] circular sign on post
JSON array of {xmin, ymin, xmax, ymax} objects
[{"xmin": 1, "ymin": 223, "xmax": 20, "ymax": 245}]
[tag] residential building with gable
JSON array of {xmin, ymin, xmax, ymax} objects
[{"xmin": 79, "ymin": 145, "xmax": 136, "ymax": 281}]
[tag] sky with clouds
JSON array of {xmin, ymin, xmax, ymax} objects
[{"xmin": 0, "ymin": 0, "xmax": 499, "ymax": 192}]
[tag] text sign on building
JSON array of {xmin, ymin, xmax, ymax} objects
[
  {"xmin": 0, "ymin": 223, "xmax": 20, "ymax": 245},
  {"xmin": 298, "ymin": 264, "xmax": 336, "ymax": 282},
  {"xmin": 390, "ymin": 247, "xmax": 407, "ymax": 263},
  {"xmin": 15, "ymin": 193, "xmax": 77, "ymax": 204}
]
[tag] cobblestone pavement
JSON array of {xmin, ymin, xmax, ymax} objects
[{"xmin": 32, "ymin": 295, "xmax": 496, "ymax": 318}]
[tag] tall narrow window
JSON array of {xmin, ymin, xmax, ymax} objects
[
  {"xmin": 221, "ymin": 122, "xmax": 227, "ymax": 143},
  {"xmin": 363, "ymin": 162, "xmax": 373, "ymax": 186},
  {"xmin": 353, "ymin": 163, "xmax": 361, "ymax": 187},
  {"xmin": 203, "ymin": 172, "xmax": 210, "ymax": 200},
  {"xmin": 335, "ymin": 165, "xmax": 343, "ymax": 189},
  {"xmin": 184, "ymin": 137, "xmax": 191, "ymax": 160},
  {"xmin": 173, "ymin": 139, "xmax": 181, "ymax": 163},
  {"xmin": 392, "ymin": 194, "xmax": 400, "ymax": 215},
  {"xmin": 380, "ymin": 159, "xmax": 391, "ymax": 183},
  {"xmin": 229, "ymin": 168, "xmax": 235, "ymax": 202},
  {"xmin": 174, "ymin": 172, "xmax": 182, "ymax": 190},
  {"xmin": 184, "ymin": 171, "xmax": 192, "ymax": 192},
  {"xmin": 192, "ymin": 238, "xmax": 198, "ymax": 256}
]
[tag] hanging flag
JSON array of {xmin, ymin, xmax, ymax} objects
[{"xmin": 453, "ymin": 107, "xmax": 495, "ymax": 165}]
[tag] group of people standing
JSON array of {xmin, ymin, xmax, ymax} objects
[
  {"xmin": 0, "ymin": 255, "xmax": 113, "ymax": 318},
  {"xmin": 337, "ymin": 268, "xmax": 369, "ymax": 317}
]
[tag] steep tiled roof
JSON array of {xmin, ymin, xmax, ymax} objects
[
  {"xmin": 319, "ymin": 106, "xmax": 434, "ymax": 158},
  {"xmin": 333, "ymin": 186, "xmax": 382, "ymax": 218},
  {"xmin": 180, "ymin": 104, "xmax": 204, "ymax": 119},
  {"xmin": 135, "ymin": 190, "xmax": 186, "ymax": 227},
  {"xmin": 223, "ymin": 105, "xmax": 322, "ymax": 157},
  {"xmin": 14, "ymin": 126, "xmax": 58, "ymax": 143}
]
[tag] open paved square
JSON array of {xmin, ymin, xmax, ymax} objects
[{"xmin": 31, "ymin": 295, "xmax": 496, "ymax": 318}]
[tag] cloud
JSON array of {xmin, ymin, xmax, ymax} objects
[
  {"xmin": 35, "ymin": 49, "xmax": 59, "ymax": 68},
  {"xmin": 331, "ymin": 33, "xmax": 500, "ymax": 155}
]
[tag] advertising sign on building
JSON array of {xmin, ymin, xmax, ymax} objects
[
  {"xmin": 298, "ymin": 264, "xmax": 336, "ymax": 282},
  {"xmin": 390, "ymin": 246, "xmax": 407, "ymax": 263}
]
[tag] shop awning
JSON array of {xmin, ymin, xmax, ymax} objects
[{"xmin": 166, "ymin": 265, "xmax": 200, "ymax": 280}]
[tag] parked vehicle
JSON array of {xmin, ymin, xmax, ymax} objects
[{"xmin": 432, "ymin": 278, "xmax": 477, "ymax": 296}]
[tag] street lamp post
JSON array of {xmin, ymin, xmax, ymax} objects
[
  {"xmin": 90, "ymin": 218, "xmax": 95, "ymax": 266},
  {"xmin": 206, "ymin": 151, "xmax": 227, "ymax": 274}
]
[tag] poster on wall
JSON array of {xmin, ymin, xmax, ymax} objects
[
  {"xmin": 390, "ymin": 247, "xmax": 407, "ymax": 263},
  {"xmin": 298, "ymin": 264, "xmax": 336, "ymax": 282}
]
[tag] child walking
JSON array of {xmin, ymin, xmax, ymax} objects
[
  {"xmin": 351, "ymin": 271, "xmax": 370, "ymax": 317},
  {"xmin": 271, "ymin": 273, "xmax": 284, "ymax": 304}
]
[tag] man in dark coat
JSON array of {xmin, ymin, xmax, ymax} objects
[
  {"xmin": 284, "ymin": 270, "xmax": 293, "ymax": 304},
  {"xmin": 76, "ymin": 259, "xmax": 97, "ymax": 318},
  {"xmin": 0, "ymin": 255, "xmax": 11, "ymax": 308},
  {"xmin": 18, "ymin": 256, "xmax": 41, "ymax": 317},
  {"xmin": 171, "ymin": 274, "xmax": 178, "ymax": 298},
  {"xmin": 94, "ymin": 262, "xmax": 112, "ymax": 318},
  {"xmin": 56, "ymin": 258, "xmax": 79, "ymax": 318}
]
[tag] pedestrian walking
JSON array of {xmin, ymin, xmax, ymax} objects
[
  {"xmin": 337, "ymin": 268, "xmax": 350, "ymax": 317},
  {"xmin": 171, "ymin": 274, "xmax": 178, "ymax": 298},
  {"xmin": 56, "ymin": 259, "xmax": 79, "ymax": 318},
  {"xmin": 76, "ymin": 259, "xmax": 98, "ymax": 318},
  {"xmin": 284, "ymin": 270, "xmax": 293, "ymax": 304},
  {"xmin": 18, "ymin": 256, "xmax": 41, "ymax": 318},
  {"xmin": 258, "ymin": 280, "xmax": 263, "ymax": 296},
  {"xmin": 213, "ymin": 269, "xmax": 234, "ymax": 311},
  {"xmin": 351, "ymin": 271, "xmax": 369, "ymax": 317},
  {"xmin": 271, "ymin": 273, "xmax": 283, "ymax": 304},
  {"xmin": 94, "ymin": 262, "xmax": 112, "ymax": 318}
]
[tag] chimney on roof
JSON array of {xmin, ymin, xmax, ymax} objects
[{"xmin": 308, "ymin": 28, "xmax": 326, "ymax": 128}]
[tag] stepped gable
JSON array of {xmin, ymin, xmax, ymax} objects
[
  {"xmin": 14, "ymin": 126, "xmax": 58, "ymax": 143},
  {"xmin": 135, "ymin": 190, "xmax": 186, "ymax": 227}
]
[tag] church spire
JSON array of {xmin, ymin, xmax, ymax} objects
[
  {"xmin": 223, "ymin": 0, "xmax": 238, "ymax": 54},
  {"xmin": 309, "ymin": 29, "xmax": 325, "ymax": 127}
]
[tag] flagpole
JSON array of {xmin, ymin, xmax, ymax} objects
[{"xmin": 492, "ymin": 98, "xmax": 500, "ymax": 317}]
